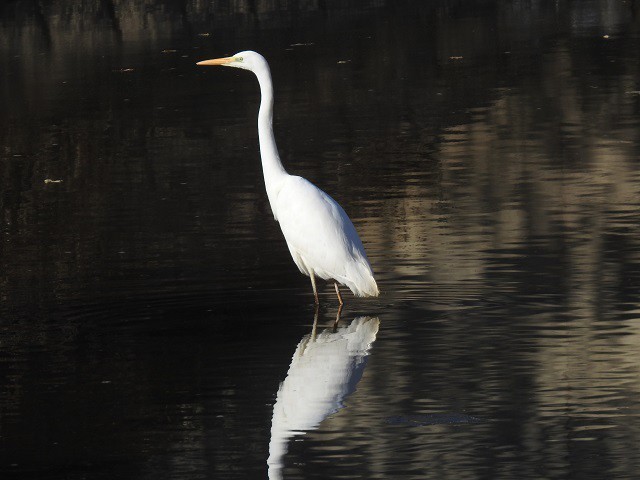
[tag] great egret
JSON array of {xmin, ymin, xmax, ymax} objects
[{"xmin": 197, "ymin": 51, "xmax": 379, "ymax": 304}]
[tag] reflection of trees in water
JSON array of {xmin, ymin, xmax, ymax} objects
[{"xmin": 355, "ymin": 15, "xmax": 640, "ymax": 479}]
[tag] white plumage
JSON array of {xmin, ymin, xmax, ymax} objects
[{"xmin": 197, "ymin": 51, "xmax": 379, "ymax": 304}]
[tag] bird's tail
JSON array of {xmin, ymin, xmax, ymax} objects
[{"xmin": 344, "ymin": 260, "xmax": 379, "ymax": 298}]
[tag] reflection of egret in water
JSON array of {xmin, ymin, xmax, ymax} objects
[{"xmin": 267, "ymin": 312, "xmax": 380, "ymax": 478}]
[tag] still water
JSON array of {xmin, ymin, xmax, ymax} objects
[{"xmin": 2, "ymin": 0, "xmax": 640, "ymax": 478}]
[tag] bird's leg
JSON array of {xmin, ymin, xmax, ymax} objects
[
  {"xmin": 334, "ymin": 282, "xmax": 344, "ymax": 306},
  {"xmin": 311, "ymin": 305, "xmax": 319, "ymax": 342},
  {"xmin": 301, "ymin": 306, "xmax": 320, "ymax": 354},
  {"xmin": 310, "ymin": 271, "xmax": 319, "ymax": 305},
  {"xmin": 332, "ymin": 303, "xmax": 343, "ymax": 332}
]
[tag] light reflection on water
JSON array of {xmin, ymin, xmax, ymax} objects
[
  {"xmin": 1, "ymin": 0, "xmax": 640, "ymax": 479},
  {"xmin": 268, "ymin": 314, "xmax": 379, "ymax": 479}
]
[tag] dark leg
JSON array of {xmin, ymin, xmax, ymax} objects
[
  {"xmin": 311, "ymin": 305, "xmax": 319, "ymax": 341},
  {"xmin": 332, "ymin": 303, "xmax": 343, "ymax": 331},
  {"xmin": 310, "ymin": 271, "xmax": 319, "ymax": 305},
  {"xmin": 334, "ymin": 282, "xmax": 343, "ymax": 306}
]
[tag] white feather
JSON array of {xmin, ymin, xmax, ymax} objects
[{"xmin": 275, "ymin": 176, "xmax": 378, "ymax": 297}]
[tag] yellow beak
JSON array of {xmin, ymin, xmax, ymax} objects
[{"xmin": 196, "ymin": 57, "xmax": 234, "ymax": 66}]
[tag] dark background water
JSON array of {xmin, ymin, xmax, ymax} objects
[{"xmin": 1, "ymin": 0, "xmax": 640, "ymax": 478}]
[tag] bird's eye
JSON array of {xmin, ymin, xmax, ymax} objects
[{"xmin": 236, "ymin": 57, "xmax": 244, "ymax": 62}]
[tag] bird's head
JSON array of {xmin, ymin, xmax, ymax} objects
[{"xmin": 196, "ymin": 50, "xmax": 267, "ymax": 73}]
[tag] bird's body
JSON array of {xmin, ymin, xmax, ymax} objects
[
  {"xmin": 276, "ymin": 175, "xmax": 378, "ymax": 297},
  {"xmin": 197, "ymin": 51, "xmax": 378, "ymax": 303}
]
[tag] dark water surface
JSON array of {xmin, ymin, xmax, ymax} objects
[{"xmin": 2, "ymin": 1, "xmax": 640, "ymax": 478}]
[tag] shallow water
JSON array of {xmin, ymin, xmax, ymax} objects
[{"xmin": 1, "ymin": 1, "xmax": 640, "ymax": 478}]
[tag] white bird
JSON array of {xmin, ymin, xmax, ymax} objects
[
  {"xmin": 267, "ymin": 315, "xmax": 380, "ymax": 478},
  {"xmin": 197, "ymin": 51, "xmax": 379, "ymax": 305}
]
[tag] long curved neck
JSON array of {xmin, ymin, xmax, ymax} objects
[{"xmin": 254, "ymin": 64, "xmax": 287, "ymax": 208}]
